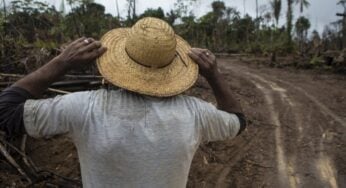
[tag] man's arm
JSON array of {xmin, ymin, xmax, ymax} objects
[
  {"xmin": 14, "ymin": 37, "xmax": 107, "ymax": 97},
  {"xmin": 0, "ymin": 37, "xmax": 107, "ymax": 137},
  {"xmin": 188, "ymin": 48, "xmax": 246, "ymax": 135}
]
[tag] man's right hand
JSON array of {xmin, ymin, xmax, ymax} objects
[{"xmin": 56, "ymin": 37, "xmax": 107, "ymax": 70}]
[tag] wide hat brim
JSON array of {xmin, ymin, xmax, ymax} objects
[{"xmin": 97, "ymin": 28, "xmax": 198, "ymax": 97}]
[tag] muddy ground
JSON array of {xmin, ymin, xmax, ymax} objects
[{"xmin": 0, "ymin": 57, "xmax": 345, "ymax": 187}]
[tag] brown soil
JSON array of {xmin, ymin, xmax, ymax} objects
[{"xmin": 1, "ymin": 57, "xmax": 345, "ymax": 187}]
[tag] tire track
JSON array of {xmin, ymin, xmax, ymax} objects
[
  {"xmin": 251, "ymin": 74, "xmax": 341, "ymax": 188},
  {"xmin": 274, "ymin": 79, "xmax": 345, "ymax": 127},
  {"xmin": 225, "ymin": 63, "xmax": 340, "ymax": 188},
  {"xmin": 244, "ymin": 72, "xmax": 299, "ymax": 188}
]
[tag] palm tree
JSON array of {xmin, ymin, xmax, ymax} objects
[
  {"xmin": 338, "ymin": 0, "xmax": 346, "ymax": 10},
  {"xmin": 243, "ymin": 0, "xmax": 246, "ymax": 16},
  {"xmin": 286, "ymin": 0, "xmax": 293, "ymax": 48},
  {"xmin": 337, "ymin": 0, "xmax": 346, "ymax": 48},
  {"xmin": 60, "ymin": 0, "xmax": 65, "ymax": 15},
  {"xmin": 295, "ymin": 16, "xmax": 311, "ymax": 53},
  {"xmin": 115, "ymin": 0, "xmax": 120, "ymax": 19},
  {"xmin": 270, "ymin": 0, "xmax": 281, "ymax": 28},
  {"xmin": 295, "ymin": 0, "xmax": 310, "ymax": 13},
  {"xmin": 256, "ymin": 0, "xmax": 258, "ymax": 19}
]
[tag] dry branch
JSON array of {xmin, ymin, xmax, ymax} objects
[
  {"xmin": 1, "ymin": 136, "xmax": 81, "ymax": 186},
  {"xmin": 0, "ymin": 73, "xmax": 23, "ymax": 78},
  {"xmin": 0, "ymin": 141, "xmax": 32, "ymax": 184},
  {"xmin": 245, "ymin": 160, "xmax": 273, "ymax": 169},
  {"xmin": 1, "ymin": 80, "xmax": 103, "ymax": 93},
  {"xmin": 0, "ymin": 73, "xmax": 102, "ymax": 79},
  {"xmin": 48, "ymin": 88, "xmax": 71, "ymax": 94}
]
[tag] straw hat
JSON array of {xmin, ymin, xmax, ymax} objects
[{"xmin": 97, "ymin": 17, "xmax": 198, "ymax": 97}]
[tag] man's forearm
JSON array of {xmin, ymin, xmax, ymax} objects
[
  {"xmin": 13, "ymin": 57, "xmax": 68, "ymax": 97},
  {"xmin": 207, "ymin": 71, "xmax": 246, "ymax": 135},
  {"xmin": 0, "ymin": 38, "xmax": 106, "ymax": 138},
  {"xmin": 13, "ymin": 37, "xmax": 107, "ymax": 97},
  {"xmin": 188, "ymin": 48, "xmax": 246, "ymax": 135},
  {"xmin": 207, "ymin": 71, "xmax": 242, "ymax": 114}
]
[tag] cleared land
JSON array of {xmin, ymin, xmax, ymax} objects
[{"xmin": 1, "ymin": 57, "xmax": 345, "ymax": 187}]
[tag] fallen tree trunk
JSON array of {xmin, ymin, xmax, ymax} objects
[
  {"xmin": 0, "ymin": 73, "xmax": 102, "ymax": 79},
  {"xmin": 0, "ymin": 80, "xmax": 103, "ymax": 92}
]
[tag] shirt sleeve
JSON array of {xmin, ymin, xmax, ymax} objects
[
  {"xmin": 190, "ymin": 97, "xmax": 241, "ymax": 142},
  {"xmin": 23, "ymin": 91, "xmax": 93, "ymax": 138},
  {"xmin": 0, "ymin": 87, "xmax": 33, "ymax": 138}
]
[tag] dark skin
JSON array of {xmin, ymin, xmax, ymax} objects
[
  {"xmin": 13, "ymin": 38, "xmax": 242, "ymax": 126},
  {"xmin": 188, "ymin": 48, "xmax": 243, "ymax": 114}
]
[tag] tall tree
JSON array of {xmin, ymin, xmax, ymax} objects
[
  {"xmin": 337, "ymin": 0, "xmax": 346, "ymax": 48},
  {"xmin": 338, "ymin": 0, "xmax": 346, "ymax": 9},
  {"xmin": 115, "ymin": 0, "xmax": 120, "ymax": 19},
  {"xmin": 139, "ymin": 7, "xmax": 165, "ymax": 20},
  {"xmin": 295, "ymin": 16, "xmax": 310, "ymax": 53},
  {"xmin": 60, "ymin": 0, "xmax": 65, "ymax": 15},
  {"xmin": 255, "ymin": 0, "xmax": 258, "ymax": 19},
  {"xmin": 2, "ymin": 0, "xmax": 7, "ymax": 19},
  {"xmin": 211, "ymin": 1, "xmax": 226, "ymax": 50},
  {"xmin": 295, "ymin": 0, "xmax": 310, "ymax": 13},
  {"xmin": 173, "ymin": 0, "xmax": 197, "ymax": 17},
  {"xmin": 243, "ymin": 0, "xmax": 246, "ymax": 16},
  {"xmin": 286, "ymin": 0, "xmax": 293, "ymax": 48},
  {"xmin": 211, "ymin": 0, "xmax": 225, "ymax": 21},
  {"xmin": 270, "ymin": 0, "xmax": 281, "ymax": 27},
  {"xmin": 127, "ymin": 0, "xmax": 136, "ymax": 21}
]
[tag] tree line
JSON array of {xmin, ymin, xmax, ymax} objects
[{"xmin": 0, "ymin": 0, "xmax": 344, "ymax": 73}]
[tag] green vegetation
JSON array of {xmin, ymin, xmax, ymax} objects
[{"xmin": 0, "ymin": 0, "xmax": 345, "ymax": 73}]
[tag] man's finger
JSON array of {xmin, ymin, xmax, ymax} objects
[
  {"xmin": 71, "ymin": 37, "xmax": 87, "ymax": 46},
  {"xmin": 199, "ymin": 52, "xmax": 213, "ymax": 65},
  {"xmin": 194, "ymin": 48, "xmax": 215, "ymax": 65},
  {"xmin": 79, "ymin": 41, "xmax": 102, "ymax": 53},
  {"xmin": 85, "ymin": 47, "xmax": 107, "ymax": 59},
  {"xmin": 87, "ymin": 38, "xmax": 96, "ymax": 43},
  {"xmin": 193, "ymin": 48, "xmax": 207, "ymax": 53},
  {"xmin": 74, "ymin": 38, "xmax": 95, "ymax": 50},
  {"xmin": 188, "ymin": 51, "xmax": 209, "ymax": 69}
]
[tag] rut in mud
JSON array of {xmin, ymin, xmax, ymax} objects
[{"xmin": 188, "ymin": 58, "xmax": 346, "ymax": 188}]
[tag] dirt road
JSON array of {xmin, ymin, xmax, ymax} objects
[
  {"xmin": 188, "ymin": 58, "xmax": 346, "ymax": 188},
  {"xmin": 1, "ymin": 57, "xmax": 345, "ymax": 187}
]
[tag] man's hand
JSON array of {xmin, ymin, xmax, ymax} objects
[
  {"xmin": 188, "ymin": 47, "xmax": 246, "ymax": 135},
  {"xmin": 188, "ymin": 48, "xmax": 239, "ymax": 109},
  {"xmin": 188, "ymin": 48, "xmax": 219, "ymax": 79},
  {"xmin": 57, "ymin": 37, "xmax": 107, "ymax": 69},
  {"xmin": 13, "ymin": 37, "xmax": 107, "ymax": 97}
]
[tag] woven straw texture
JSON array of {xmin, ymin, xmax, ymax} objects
[{"xmin": 97, "ymin": 17, "xmax": 198, "ymax": 97}]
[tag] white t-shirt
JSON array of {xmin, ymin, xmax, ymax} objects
[{"xmin": 23, "ymin": 89, "xmax": 240, "ymax": 188}]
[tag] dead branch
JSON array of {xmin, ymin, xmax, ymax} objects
[
  {"xmin": 0, "ymin": 141, "xmax": 32, "ymax": 184},
  {"xmin": 0, "ymin": 73, "xmax": 102, "ymax": 79},
  {"xmin": 1, "ymin": 137, "xmax": 39, "ymax": 173},
  {"xmin": 1, "ymin": 80, "xmax": 103, "ymax": 92},
  {"xmin": 245, "ymin": 160, "xmax": 273, "ymax": 169},
  {"xmin": 20, "ymin": 135, "xmax": 39, "ymax": 172},
  {"xmin": 1, "ymin": 137, "xmax": 81, "ymax": 186},
  {"xmin": 0, "ymin": 73, "xmax": 23, "ymax": 78},
  {"xmin": 48, "ymin": 88, "xmax": 71, "ymax": 94},
  {"xmin": 65, "ymin": 75, "xmax": 103, "ymax": 79}
]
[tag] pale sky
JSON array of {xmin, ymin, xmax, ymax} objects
[{"xmin": 4, "ymin": 0, "xmax": 344, "ymax": 34}]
